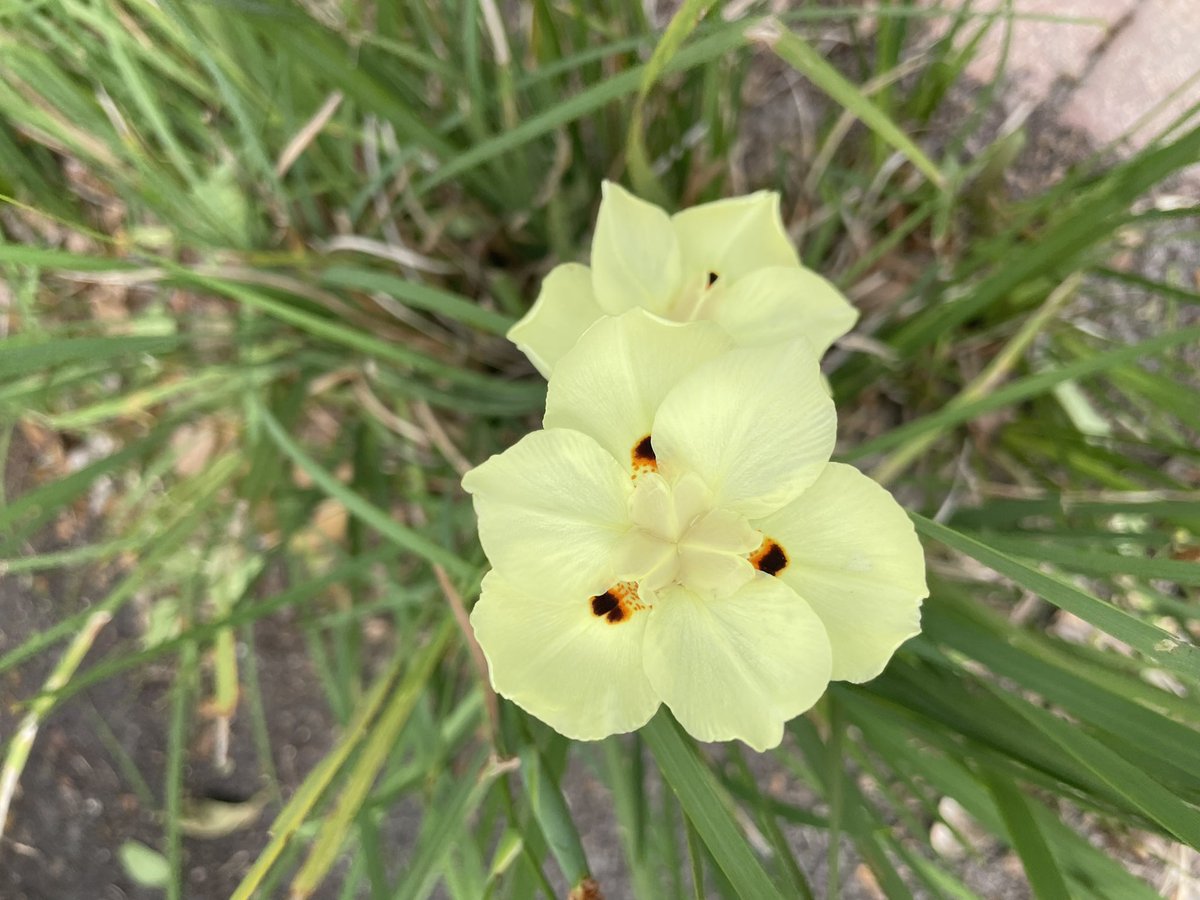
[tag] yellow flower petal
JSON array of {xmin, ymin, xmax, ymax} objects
[
  {"xmin": 507, "ymin": 263, "xmax": 605, "ymax": 378},
  {"xmin": 462, "ymin": 429, "xmax": 632, "ymax": 599},
  {"xmin": 651, "ymin": 340, "xmax": 836, "ymax": 519},
  {"xmin": 705, "ymin": 266, "xmax": 859, "ymax": 357},
  {"xmin": 591, "ymin": 181, "xmax": 682, "ymax": 315},
  {"xmin": 754, "ymin": 463, "xmax": 927, "ymax": 683},
  {"xmin": 471, "ymin": 571, "xmax": 660, "ymax": 740},
  {"xmin": 642, "ymin": 577, "xmax": 832, "ymax": 751},
  {"xmin": 543, "ymin": 310, "xmax": 732, "ymax": 468},
  {"xmin": 670, "ymin": 191, "xmax": 799, "ymax": 285}
]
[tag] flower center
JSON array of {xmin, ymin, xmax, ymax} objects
[
  {"xmin": 612, "ymin": 471, "xmax": 760, "ymax": 596},
  {"xmin": 669, "ymin": 269, "xmax": 722, "ymax": 322}
]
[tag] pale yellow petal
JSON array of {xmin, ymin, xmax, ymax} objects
[
  {"xmin": 651, "ymin": 340, "xmax": 836, "ymax": 519},
  {"xmin": 462, "ymin": 429, "xmax": 632, "ymax": 598},
  {"xmin": 642, "ymin": 577, "xmax": 832, "ymax": 751},
  {"xmin": 706, "ymin": 266, "xmax": 859, "ymax": 357},
  {"xmin": 754, "ymin": 463, "xmax": 927, "ymax": 683},
  {"xmin": 591, "ymin": 182, "xmax": 682, "ymax": 315},
  {"xmin": 670, "ymin": 191, "xmax": 799, "ymax": 284},
  {"xmin": 543, "ymin": 310, "xmax": 732, "ymax": 467},
  {"xmin": 471, "ymin": 571, "xmax": 660, "ymax": 740},
  {"xmin": 507, "ymin": 263, "xmax": 605, "ymax": 378}
]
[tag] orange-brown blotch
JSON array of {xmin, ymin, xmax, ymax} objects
[
  {"xmin": 590, "ymin": 581, "xmax": 642, "ymax": 623},
  {"xmin": 631, "ymin": 434, "xmax": 657, "ymax": 476},
  {"xmin": 749, "ymin": 537, "xmax": 789, "ymax": 576}
]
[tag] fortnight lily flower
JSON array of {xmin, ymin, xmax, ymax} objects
[
  {"xmin": 465, "ymin": 312, "xmax": 926, "ymax": 750},
  {"xmin": 507, "ymin": 182, "xmax": 859, "ymax": 378}
]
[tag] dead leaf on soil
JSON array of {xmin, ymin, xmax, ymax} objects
[{"xmin": 179, "ymin": 792, "xmax": 269, "ymax": 839}]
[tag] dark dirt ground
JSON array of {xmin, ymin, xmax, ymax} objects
[{"xmin": 1, "ymin": 433, "xmax": 340, "ymax": 900}]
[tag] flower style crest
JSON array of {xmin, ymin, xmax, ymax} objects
[
  {"xmin": 507, "ymin": 182, "xmax": 860, "ymax": 377},
  {"xmin": 465, "ymin": 311, "xmax": 926, "ymax": 750}
]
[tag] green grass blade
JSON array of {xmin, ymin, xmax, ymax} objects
[
  {"xmin": 0, "ymin": 608, "xmax": 112, "ymax": 842},
  {"xmin": 825, "ymin": 698, "xmax": 845, "ymax": 900},
  {"xmin": 230, "ymin": 625, "xmax": 450, "ymax": 900},
  {"xmin": 519, "ymin": 740, "xmax": 592, "ymax": 890},
  {"xmin": 0, "ymin": 425, "xmax": 169, "ymax": 543},
  {"xmin": 965, "ymin": 534, "xmax": 1200, "ymax": 585},
  {"xmin": 414, "ymin": 24, "xmax": 746, "ymax": 196},
  {"xmin": 164, "ymin": 640, "xmax": 197, "ymax": 900},
  {"xmin": 600, "ymin": 737, "xmax": 662, "ymax": 899},
  {"xmin": 643, "ymin": 712, "xmax": 787, "ymax": 900},
  {"xmin": 754, "ymin": 20, "xmax": 946, "ymax": 189},
  {"xmin": 1, "ymin": 454, "xmax": 237, "ymax": 682},
  {"xmin": 391, "ymin": 750, "xmax": 496, "ymax": 900},
  {"xmin": 28, "ymin": 551, "xmax": 398, "ymax": 709},
  {"xmin": 0, "ymin": 334, "xmax": 185, "ymax": 379},
  {"xmin": 0, "ymin": 244, "xmax": 134, "ymax": 269},
  {"xmin": 923, "ymin": 595, "xmax": 1200, "ymax": 784},
  {"xmin": 982, "ymin": 769, "xmax": 1071, "ymax": 900},
  {"xmin": 846, "ymin": 322, "xmax": 1200, "ymax": 461},
  {"xmin": 288, "ymin": 620, "xmax": 454, "ymax": 897},
  {"xmin": 318, "ymin": 266, "xmax": 514, "ymax": 336},
  {"xmin": 624, "ymin": 0, "xmax": 716, "ymax": 205},
  {"xmin": 913, "ymin": 516, "xmax": 1200, "ymax": 680},
  {"xmin": 892, "ymin": 122, "xmax": 1200, "ymax": 353},
  {"xmin": 852, "ymin": 705, "xmax": 1163, "ymax": 900},
  {"xmin": 985, "ymin": 681, "xmax": 1200, "ymax": 847},
  {"xmin": 178, "ymin": 272, "xmax": 536, "ymax": 401},
  {"xmin": 258, "ymin": 404, "xmax": 471, "ymax": 577}
]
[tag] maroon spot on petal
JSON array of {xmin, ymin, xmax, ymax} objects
[
  {"xmin": 634, "ymin": 435, "xmax": 655, "ymax": 462},
  {"xmin": 591, "ymin": 591, "xmax": 619, "ymax": 619},
  {"xmin": 631, "ymin": 434, "xmax": 657, "ymax": 476},
  {"xmin": 590, "ymin": 582, "xmax": 642, "ymax": 624},
  {"xmin": 750, "ymin": 538, "xmax": 788, "ymax": 576}
]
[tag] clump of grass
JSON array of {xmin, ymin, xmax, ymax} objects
[{"xmin": 2, "ymin": 2, "xmax": 1199, "ymax": 898}]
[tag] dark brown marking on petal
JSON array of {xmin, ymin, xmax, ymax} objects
[
  {"xmin": 707, "ymin": 271, "xmax": 719, "ymax": 287},
  {"xmin": 631, "ymin": 434, "xmax": 657, "ymax": 476},
  {"xmin": 591, "ymin": 591, "xmax": 619, "ymax": 619},
  {"xmin": 634, "ymin": 435, "xmax": 655, "ymax": 462},
  {"xmin": 750, "ymin": 538, "xmax": 788, "ymax": 576},
  {"xmin": 590, "ymin": 581, "xmax": 643, "ymax": 624}
]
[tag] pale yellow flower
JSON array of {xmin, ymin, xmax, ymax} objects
[
  {"xmin": 465, "ymin": 312, "xmax": 925, "ymax": 750},
  {"xmin": 507, "ymin": 182, "xmax": 859, "ymax": 377}
]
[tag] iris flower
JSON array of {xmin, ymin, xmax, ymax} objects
[
  {"xmin": 465, "ymin": 312, "xmax": 926, "ymax": 750},
  {"xmin": 507, "ymin": 182, "xmax": 859, "ymax": 378}
]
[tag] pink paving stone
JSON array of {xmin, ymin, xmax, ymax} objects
[
  {"xmin": 1060, "ymin": 0, "xmax": 1200, "ymax": 149},
  {"xmin": 919, "ymin": 0, "xmax": 1138, "ymax": 103}
]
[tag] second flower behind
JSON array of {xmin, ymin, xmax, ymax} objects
[{"xmin": 507, "ymin": 182, "xmax": 859, "ymax": 378}]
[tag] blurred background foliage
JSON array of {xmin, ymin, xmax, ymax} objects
[{"xmin": 1, "ymin": 1, "xmax": 1199, "ymax": 897}]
